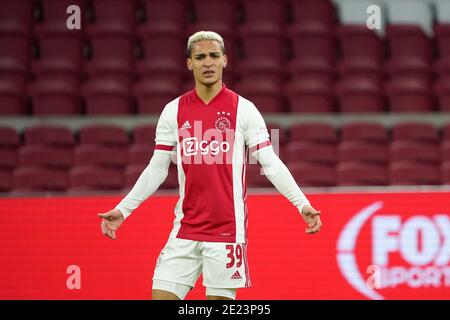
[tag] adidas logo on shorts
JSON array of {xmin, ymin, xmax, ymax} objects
[{"xmin": 231, "ymin": 270, "xmax": 242, "ymax": 280}]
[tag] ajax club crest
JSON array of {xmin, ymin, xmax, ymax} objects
[{"xmin": 215, "ymin": 111, "xmax": 231, "ymax": 132}]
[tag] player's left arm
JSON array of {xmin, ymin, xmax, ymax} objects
[{"xmin": 252, "ymin": 146, "xmax": 322, "ymax": 234}]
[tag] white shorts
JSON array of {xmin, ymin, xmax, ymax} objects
[{"xmin": 152, "ymin": 237, "xmax": 252, "ymax": 289}]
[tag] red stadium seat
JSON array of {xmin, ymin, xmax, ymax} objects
[
  {"xmin": 336, "ymin": 56, "xmax": 383, "ymax": 82},
  {"xmin": 134, "ymin": 79, "xmax": 181, "ymax": 114},
  {"xmin": 288, "ymin": 162, "xmax": 336, "ymax": 187},
  {"xmin": 129, "ymin": 144, "xmax": 154, "ymax": 165},
  {"xmin": 19, "ymin": 145, "xmax": 73, "ymax": 169},
  {"xmin": 24, "ymin": 125, "xmax": 75, "ymax": 147},
  {"xmin": 290, "ymin": 0, "xmax": 335, "ymax": 31},
  {"xmin": 340, "ymin": 122, "xmax": 388, "ymax": 144},
  {"xmin": 139, "ymin": 0, "xmax": 186, "ymax": 36},
  {"xmin": 74, "ymin": 145, "xmax": 128, "ymax": 168},
  {"xmin": 337, "ymin": 26, "xmax": 384, "ymax": 63},
  {"xmin": 443, "ymin": 161, "xmax": 450, "ymax": 184},
  {"xmin": 69, "ymin": 165, "xmax": 123, "ymax": 191},
  {"xmin": 442, "ymin": 141, "xmax": 450, "ymax": 162},
  {"xmin": 285, "ymin": 78, "xmax": 334, "ymax": 113},
  {"xmin": 0, "ymin": 126, "xmax": 20, "ymax": 148},
  {"xmin": 337, "ymin": 162, "xmax": 388, "ymax": 186},
  {"xmin": 385, "ymin": 77, "xmax": 434, "ymax": 112},
  {"xmin": 38, "ymin": 0, "xmax": 87, "ymax": 34},
  {"xmin": 0, "ymin": 170, "xmax": 13, "ymax": 192},
  {"xmin": 240, "ymin": 0, "xmax": 285, "ymax": 35},
  {"xmin": 391, "ymin": 122, "xmax": 439, "ymax": 144},
  {"xmin": 285, "ymin": 142, "xmax": 337, "ymax": 165},
  {"xmin": 390, "ymin": 141, "xmax": 440, "ymax": 164},
  {"xmin": 385, "ymin": 56, "xmax": 432, "ymax": 83},
  {"xmin": 338, "ymin": 142, "xmax": 388, "ymax": 165},
  {"xmin": 435, "ymin": 76, "xmax": 450, "ymax": 112},
  {"xmin": 0, "ymin": 148, "xmax": 18, "ymax": 169},
  {"xmin": 0, "ymin": 34, "xmax": 31, "ymax": 80},
  {"xmin": 386, "ymin": 25, "xmax": 432, "ymax": 62},
  {"xmin": 389, "ymin": 162, "xmax": 441, "ymax": 185},
  {"xmin": 0, "ymin": 79, "xmax": 27, "ymax": 115},
  {"xmin": 191, "ymin": 0, "xmax": 236, "ymax": 38},
  {"xmin": 434, "ymin": 24, "xmax": 450, "ymax": 76},
  {"xmin": 335, "ymin": 76, "xmax": 385, "ymax": 113},
  {"xmin": 0, "ymin": 0, "xmax": 33, "ymax": 36},
  {"xmin": 132, "ymin": 124, "xmax": 157, "ymax": 145},
  {"xmin": 87, "ymin": 0, "xmax": 136, "ymax": 34},
  {"xmin": 83, "ymin": 77, "xmax": 133, "ymax": 115},
  {"xmin": 29, "ymin": 78, "xmax": 81, "ymax": 115},
  {"xmin": 289, "ymin": 122, "xmax": 337, "ymax": 144},
  {"xmin": 444, "ymin": 124, "xmax": 450, "ymax": 141},
  {"xmin": 14, "ymin": 167, "xmax": 69, "ymax": 191},
  {"xmin": 287, "ymin": 56, "xmax": 334, "ymax": 83},
  {"xmin": 246, "ymin": 163, "xmax": 273, "ymax": 188},
  {"xmin": 289, "ymin": 29, "xmax": 335, "ymax": 65},
  {"xmin": 234, "ymin": 78, "xmax": 285, "ymax": 113},
  {"xmin": 78, "ymin": 125, "xmax": 129, "ymax": 147}
]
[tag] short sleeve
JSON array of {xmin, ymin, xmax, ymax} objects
[
  {"xmin": 241, "ymin": 98, "xmax": 271, "ymax": 152},
  {"xmin": 154, "ymin": 99, "xmax": 178, "ymax": 152}
]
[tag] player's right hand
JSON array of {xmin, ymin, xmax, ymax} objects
[{"xmin": 98, "ymin": 209, "xmax": 124, "ymax": 240}]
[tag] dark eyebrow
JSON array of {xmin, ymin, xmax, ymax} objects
[{"xmin": 194, "ymin": 52, "xmax": 221, "ymax": 58}]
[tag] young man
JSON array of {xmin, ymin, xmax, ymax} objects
[{"xmin": 98, "ymin": 31, "xmax": 322, "ymax": 300}]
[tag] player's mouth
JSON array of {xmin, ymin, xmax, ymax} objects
[{"xmin": 203, "ymin": 70, "xmax": 215, "ymax": 77}]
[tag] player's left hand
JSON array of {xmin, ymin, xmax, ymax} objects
[{"xmin": 301, "ymin": 205, "xmax": 322, "ymax": 234}]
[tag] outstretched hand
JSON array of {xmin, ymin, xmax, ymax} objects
[
  {"xmin": 98, "ymin": 209, "xmax": 124, "ymax": 240},
  {"xmin": 301, "ymin": 205, "xmax": 322, "ymax": 234}
]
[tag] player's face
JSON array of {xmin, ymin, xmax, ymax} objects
[{"xmin": 187, "ymin": 40, "xmax": 227, "ymax": 86}]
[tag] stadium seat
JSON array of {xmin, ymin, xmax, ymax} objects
[
  {"xmin": 443, "ymin": 161, "xmax": 450, "ymax": 184},
  {"xmin": 289, "ymin": 122, "xmax": 337, "ymax": 144},
  {"xmin": 246, "ymin": 163, "xmax": 273, "ymax": 188},
  {"xmin": 74, "ymin": 145, "xmax": 128, "ymax": 168},
  {"xmin": 444, "ymin": 123, "xmax": 450, "ymax": 141},
  {"xmin": 389, "ymin": 162, "xmax": 441, "ymax": 185},
  {"xmin": 0, "ymin": 79, "xmax": 27, "ymax": 115},
  {"xmin": 14, "ymin": 166, "xmax": 69, "ymax": 191},
  {"xmin": 337, "ymin": 162, "xmax": 388, "ymax": 186},
  {"xmin": 386, "ymin": 25, "xmax": 432, "ymax": 64},
  {"xmin": 336, "ymin": 56, "xmax": 383, "ymax": 82},
  {"xmin": 0, "ymin": 148, "xmax": 18, "ymax": 169},
  {"xmin": 290, "ymin": 0, "xmax": 335, "ymax": 32},
  {"xmin": 132, "ymin": 124, "xmax": 157, "ymax": 145},
  {"xmin": 87, "ymin": 0, "xmax": 136, "ymax": 35},
  {"xmin": 288, "ymin": 162, "xmax": 336, "ymax": 187},
  {"xmin": 340, "ymin": 122, "xmax": 388, "ymax": 144},
  {"xmin": 338, "ymin": 142, "xmax": 388, "ymax": 165},
  {"xmin": 129, "ymin": 144, "xmax": 154, "ymax": 165},
  {"xmin": 289, "ymin": 28, "xmax": 335, "ymax": 65},
  {"xmin": 29, "ymin": 77, "xmax": 81, "ymax": 115},
  {"xmin": 240, "ymin": 0, "xmax": 285, "ymax": 36},
  {"xmin": 435, "ymin": 76, "xmax": 450, "ymax": 111},
  {"xmin": 78, "ymin": 125, "xmax": 129, "ymax": 147},
  {"xmin": 442, "ymin": 141, "xmax": 450, "ymax": 162},
  {"xmin": 234, "ymin": 78, "xmax": 285, "ymax": 113},
  {"xmin": 0, "ymin": 126, "xmax": 20, "ymax": 148},
  {"xmin": 136, "ymin": 34, "xmax": 185, "ymax": 82},
  {"xmin": 0, "ymin": 0, "xmax": 33, "ymax": 36},
  {"xmin": 285, "ymin": 78, "xmax": 334, "ymax": 113},
  {"xmin": 139, "ymin": 0, "xmax": 186, "ymax": 36},
  {"xmin": 391, "ymin": 122, "xmax": 439, "ymax": 144},
  {"xmin": 385, "ymin": 77, "xmax": 434, "ymax": 112},
  {"xmin": 83, "ymin": 77, "xmax": 133, "ymax": 115},
  {"xmin": 191, "ymin": 0, "xmax": 236, "ymax": 38},
  {"xmin": 335, "ymin": 76, "xmax": 385, "ymax": 113},
  {"xmin": 390, "ymin": 141, "xmax": 440, "ymax": 164},
  {"xmin": 23, "ymin": 125, "xmax": 75, "ymax": 147},
  {"xmin": 38, "ymin": 0, "xmax": 87, "ymax": 34},
  {"xmin": 19, "ymin": 145, "xmax": 73, "ymax": 169},
  {"xmin": 0, "ymin": 170, "xmax": 13, "ymax": 192},
  {"xmin": 134, "ymin": 79, "xmax": 181, "ymax": 114},
  {"xmin": 0, "ymin": 34, "xmax": 31, "ymax": 80},
  {"xmin": 69, "ymin": 165, "xmax": 123, "ymax": 190},
  {"xmin": 285, "ymin": 142, "xmax": 337, "ymax": 165},
  {"xmin": 384, "ymin": 56, "xmax": 432, "ymax": 82},
  {"xmin": 287, "ymin": 56, "xmax": 334, "ymax": 83}
]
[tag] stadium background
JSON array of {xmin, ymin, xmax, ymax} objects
[{"xmin": 1, "ymin": 0, "xmax": 450, "ymax": 299}]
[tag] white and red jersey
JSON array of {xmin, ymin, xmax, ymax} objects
[{"xmin": 154, "ymin": 84, "xmax": 270, "ymax": 244}]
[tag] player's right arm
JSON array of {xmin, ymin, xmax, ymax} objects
[{"xmin": 99, "ymin": 100, "xmax": 178, "ymax": 239}]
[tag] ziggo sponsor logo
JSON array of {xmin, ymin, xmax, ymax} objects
[{"xmin": 337, "ymin": 202, "xmax": 450, "ymax": 300}]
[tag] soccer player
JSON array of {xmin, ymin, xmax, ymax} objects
[{"xmin": 98, "ymin": 31, "xmax": 322, "ymax": 300}]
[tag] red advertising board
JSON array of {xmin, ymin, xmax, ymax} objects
[{"xmin": 0, "ymin": 192, "xmax": 449, "ymax": 299}]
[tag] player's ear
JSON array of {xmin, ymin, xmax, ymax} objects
[
  {"xmin": 187, "ymin": 58, "xmax": 193, "ymax": 71},
  {"xmin": 223, "ymin": 54, "xmax": 228, "ymax": 68}
]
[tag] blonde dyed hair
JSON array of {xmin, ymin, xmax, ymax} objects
[{"xmin": 186, "ymin": 31, "xmax": 225, "ymax": 57}]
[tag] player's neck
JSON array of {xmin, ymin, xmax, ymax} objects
[{"xmin": 195, "ymin": 80, "xmax": 223, "ymax": 104}]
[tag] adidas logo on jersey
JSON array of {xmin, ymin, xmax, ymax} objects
[
  {"xmin": 181, "ymin": 121, "xmax": 192, "ymax": 129},
  {"xmin": 231, "ymin": 270, "xmax": 242, "ymax": 280}
]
